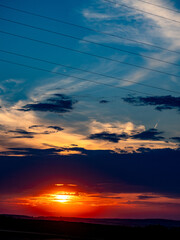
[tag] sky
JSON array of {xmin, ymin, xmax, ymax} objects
[{"xmin": 0, "ymin": 0, "xmax": 180, "ymax": 219}]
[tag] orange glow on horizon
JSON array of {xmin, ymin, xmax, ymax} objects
[{"xmin": 7, "ymin": 185, "xmax": 180, "ymax": 218}]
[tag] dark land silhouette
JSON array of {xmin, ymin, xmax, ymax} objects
[{"xmin": 0, "ymin": 214, "xmax": 180, "ymax": 239}]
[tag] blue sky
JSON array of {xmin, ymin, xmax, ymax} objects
[
  {"xmin": 0, "ymin": 0, "xmax": 180, "ymax": 218},
  {"xmin": 0, "ymin": 0, "xmax": 180, "ymax": 146}
]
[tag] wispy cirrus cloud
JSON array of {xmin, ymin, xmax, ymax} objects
[{"xmin": 81, "ymin": 0, "xmax": 180, "ymax": 90}]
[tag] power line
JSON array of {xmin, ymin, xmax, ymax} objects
[
  {"xmin": 0, "ymin": 3, "xmax": 179, "ymax": 54},
  {"xmin": 1, "ymin": 49, "xmax": 179, "ymax": 95},
  {"xmin": 134, "ymin": 0, "xmax": 180, "ymax": 14},
  {"xmin": 104, "ymin": 0, "xmax": 180, "ymax": 24},
  {"xmin": 1, "ymin": 16, "xmax": 180, "ymax": 67},
  {"xmin": 0, "ymin": 58, "xmax": 153, "ymax": 96},
  {"xmin": 1, "ymin": 30, "xmax": 180, "ymax": 79}
]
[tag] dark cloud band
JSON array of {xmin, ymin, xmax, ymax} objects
[
  {"xmin": 88, "ymin": 129, "xmax": 164, "ymax": 142},
  {"xmin": 19, "ymin": 94, "xmax": 77, "ymax": 113},
  {"xmin": 0, "ymin": 147, "xmax": 180, "ymax": 198},
  {"xmin": 122, "ymin": 95, "xmax": 180, "ymax": 113}
]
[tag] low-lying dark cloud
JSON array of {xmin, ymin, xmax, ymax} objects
[
  {"xmin": 89, "ymin": 132, "xmax": 128, "ymax": 143},
  {"xmin": 99, "ymin": 100, "xmax": 109, "ymax": 104},
  {"xmin": 7, "ymin": 125, "xmax": 64, "ymax": 139},
  {"xmin": 29, "ymin": 125, "xmax": 44, "ymax": 129},
  {"xmin": 170, "ymin": 137, "xmax": 180, "ymax": 143},
  {"xmin": 29, "ymin": 125, "xmax": 64, "ymax": 132},
  {"xmin": 137, "ymin": 195, "xmax": 158, "ymax": 200},
  {"xmin": 47, "ymin": 126, "xmax": 64, "ymax": 131},
  {"xmin": 88, "ymin": 129, "xmax": 164, "ymax": 142},
  {"xmin": 122, "ymin": 95, "xmax": 180, "ymax": 112},
  {"xmin": 8, "ymin": 129, "xmax": 35, "ymax": 138},
  {"xmin": 19, "ymin": 94, "xmax": 77, "ymax": 113},
  {"xmin": 11, "ymin": 135, "xmax": 34, "ymax": 139},
  {"xmin": 0, "ymin": 147, "xmax": 180, "ymax": 198},
  {"xmin": 131, "ymin": 128, "xmax": 164, "ymax": 141}
]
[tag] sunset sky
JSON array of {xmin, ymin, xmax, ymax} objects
[{"xmin": 0, "ymin": 0, "xmax": 180, "ymax": 219}]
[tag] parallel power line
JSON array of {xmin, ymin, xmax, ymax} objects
[
  {"xmin": 0, "ymin": 58, "xmax": 153, "ymax": 96},
  {"xmin": 104, "ymin": 0, "xmax": 180, "ymax": 24},
  {"xmin": 1, "ymin": 49, "xmax": 180, "ymax": 95},
  {"xmin": 0, "ymin": 17, "xmax": 180, "ymax": 67},
  {"xmin": 0, "ymin": 3, "xmax": 179, "ymax": 54},
  {"xmin": 133, "ymin": 0, "xmax": 180, "ymax": 14},
  {"xmin": 1, "ymin": 30, "xmax": 180, "ymax": 79}
]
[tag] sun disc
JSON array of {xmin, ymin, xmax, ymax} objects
[{"xmin": 55, "ymin": 194, "xmax": 70, "ymax": 203}]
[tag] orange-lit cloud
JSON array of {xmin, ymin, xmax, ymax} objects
[{"xmin": 0, "ymin": 106, "xmax": 177, "ymax": 154}]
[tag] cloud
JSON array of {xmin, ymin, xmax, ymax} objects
[
  {"xmin": 0, "ymin": 147, "xmax": 180, "ymax": 197},
  {"xmin": 11, "ymin": 135, "xmax": 34, "ymax": 139},
  {"xmin": 170, "ymin": 137, "xmax": 180, "ymax": 143},
  {"xmin": 47, "ymin": 126, "xmax": 64, "ymax": 131},
  {"xmin": 88, "ymin": 128, "xmax": 164, "ymax": 142},
  {"xmin": 19, "ymin": 94, "xmax": 77, "ymax": 113},
  {"xmin": 107, "ymin": 0, "xmax": 180, "ymax": 49},
  {"xmin": 82, "ymin": 9, "xmax": 115, "ymax": 20},
  {"xmin": 89, "ymin": 131, "xmax": 128, "ymax": 142},
  {"xmin": 89, "ymin": 120, "xmax": 145, "ymax": 135},
  {"xmin": 122, "ymin": 95, "xmax": 180, "ymax": 112},
  {"xmin": 0, "ymin": 78, "xmax": 25, "ymax": 104},
  {"xmin": 29, "ymin": 125, "xmax": 44, "ymax": 129},
  {"xmin": 137, "ymin": 195, "xmax": 158, "ymax": 200},
  {"xmin": 8, "ymin": 129, "xmax": 35, "ymax": 139},
  {"xmin": 131, "ymin": 128, "xmax": 164, "ymax": 141},
  {"xmin": 29, "ymin": 125, "xmax": 64, "ymax": 132},
  {"xmin": 99, "ymin": 100, "xmax": 109, "ymax": 104},
  {"xmin": 9, "ymin": 129, "xmax": 34, "ymax": 135},
  {"xmin": 6, "ymin": 125, "xmax": 64, "ymax": 139},
  {"xmin": 80, "ymin": 0, "xmax": 180, "ymax": 94}
]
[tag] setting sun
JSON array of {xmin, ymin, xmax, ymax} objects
[{"xmin": 54, "ymin": 194, "xmax": 71, "ymax": 203}]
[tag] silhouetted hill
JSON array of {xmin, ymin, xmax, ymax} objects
[{"xmin": 38, "ymin": 216, "xmax": 180, "ymax": 227}]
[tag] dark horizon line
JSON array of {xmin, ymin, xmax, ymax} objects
[{"xmin": 1, "ymin": 213, "xmax": 180, "ymax": 222}]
